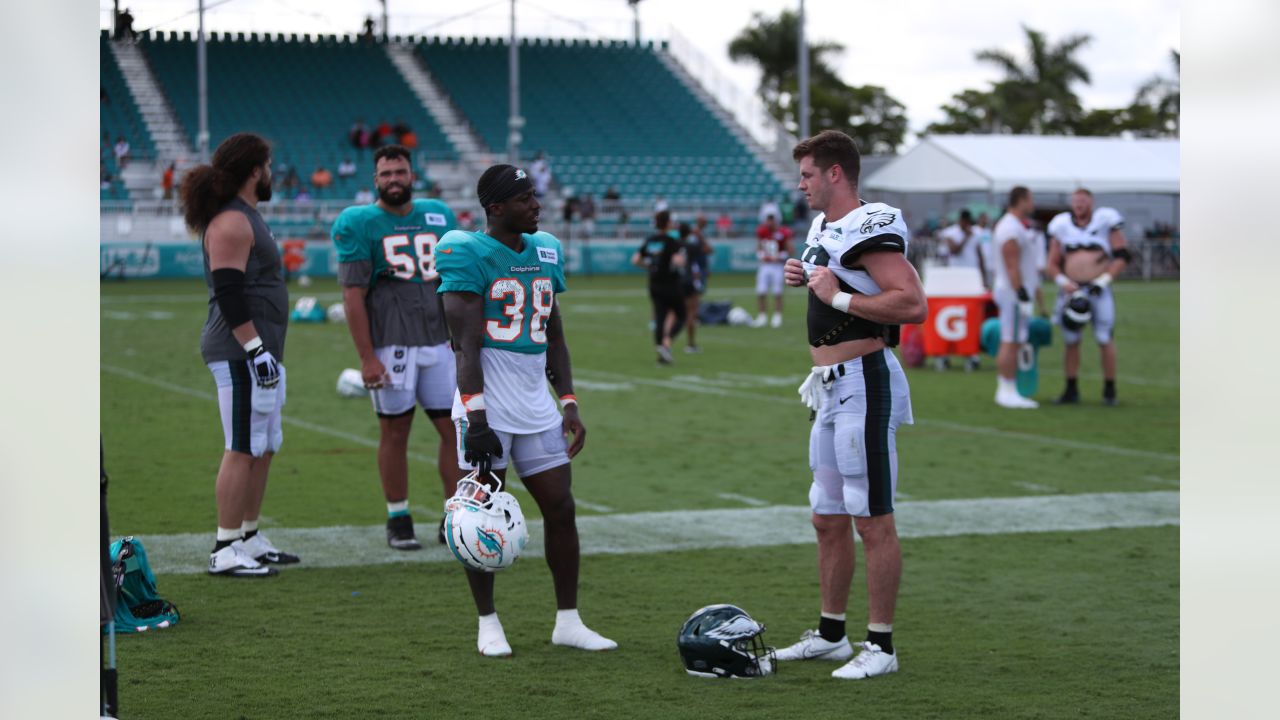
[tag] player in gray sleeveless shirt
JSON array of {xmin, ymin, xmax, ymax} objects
[{"xmin": 182, "ymin": 132, "xmax": 299, "ymax": 578}]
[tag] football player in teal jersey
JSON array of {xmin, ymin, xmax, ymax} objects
[
  {"xmin": 436, "ymin": 164, "xmax": 615, "ymax": 657},
  {"xmin": 332, "ymin": 145, "xmax": 463, "ymax": 551}
]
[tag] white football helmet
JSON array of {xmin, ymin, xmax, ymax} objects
[
  {"xmin": 727, "ymin": 306, "xmax": 753, "ymax": 326},
  {"xmin": 326, "ymin": 302, "xmax": 347, "ymax": 324},
  {"xmin": 336, "ymin": 368, "xmax": 368, "ymax": 398},
  {"xmin": 444, "ymin": 471, "xmax": 528, "ymax": 573}
]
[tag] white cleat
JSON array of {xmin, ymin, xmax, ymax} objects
[
  {"xmin": 552, "ymin": 622, "xmax": 618, "ymax": 651},
  {"xmin": 774, "ymin": 629, "xmax": 854, "ymax": 662},
  {"xmin": 995, "ymin": 388, "xmax": 1039, "ymax": 409},
  {"xmin": 477, "ymin": 615, "xmax": 512, "ymax": 657},
  {"xmin": 770, "ymin": 312, "xmax": 783, "ymax": 328},
  {"xmin": 832, "ymin": 641, "xmax": 899, "ymax": 680},
  {"xmin": 751, "ymin": 313, "xmax": 767, "ymax": 328},
  {"xmin": 208, "ymin": 541, "xmax": 277, "ymax": 578}
]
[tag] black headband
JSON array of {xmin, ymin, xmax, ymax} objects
[{"xmin": 478, "ymin": 165, "xmax": 534, "ymax": 208}]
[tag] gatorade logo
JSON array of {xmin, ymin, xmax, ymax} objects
[{"xmin": 935, "ymin": 305, "xmax": 967, "ymax": 342}]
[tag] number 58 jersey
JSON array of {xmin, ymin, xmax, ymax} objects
[{"xmin": 436, "ymin": 230, "xmax": 568, "ymax": 434}]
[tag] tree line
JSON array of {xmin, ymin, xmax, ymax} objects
[{"xmin": 728, "ymin": 12, "xmax": 1179, "ymax": 153}]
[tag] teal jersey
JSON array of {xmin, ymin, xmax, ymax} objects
[
  {"xmin": 331, "ymin": 199, "xmax": 457, "ymax": 286},
  {"xmin": 435, "ymin": 230, "xmax": 568, "ymax": 355}
]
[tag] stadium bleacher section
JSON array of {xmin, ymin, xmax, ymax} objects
[
  {"xmin": 417, "ymin": 37, "xmax": 784, "ymax": 202},
  {"xmin": 138, "ymin": 31, "xmax": 456, "ymax": 201},
  {"xmin": 100, "ymin": 32, "xmax": 151, "ymax": 200}
]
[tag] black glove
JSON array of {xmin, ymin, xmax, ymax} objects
[
  {"xmin": 1015, "ymin": 287, "xmax": 1030, "ymax": 303},
  {"xmin": 463, "ymin": 419, "xmax": 504, "ymax": 475},
  {"xmin": 247, "ymin": 342, "xmax": 281, "ymax": 389}
]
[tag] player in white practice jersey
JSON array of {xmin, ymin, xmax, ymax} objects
[
  {"xmin": 991, "ymin": 186, "xmax": 1041, "ymax": 409},
  {"xmin": 1045, "ymin": 188, "xmax": 1130, "ymax": 405}
]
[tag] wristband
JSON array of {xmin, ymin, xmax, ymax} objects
[
  {"xmin": 1093, "ymin": 272, "xmax": 1113, "ymax": 289},
  {"xmin": 831, "ymin": 292, "xmax": 853, "ymax": 314},
  {"xmin": 242, "ymin": 336, "xmax": 263, "ymax": 354},
  {"xmin": 461, "ymin": 392, "xmax": 486, "ymax": 412},
  {"xmin": 1054, "ymin": 274, "xmax": 1071, "ymax": 289},
  {"xmin": 559, "ymin": 394, "xmax": 578, "ymax": 409}
]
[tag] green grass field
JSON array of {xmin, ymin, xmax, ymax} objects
[{"xmin": 101, "ymin": 274, "xmax": 1178, "ymax": 719}]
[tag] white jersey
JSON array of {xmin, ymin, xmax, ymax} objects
[
  {"xmin": 1047, "ymin": 207, "xmax": 1125, "ymax": 255},
  {"xmin": 450, "ymin": 347, "xmax": 560, "ymax": 435},
  {"xmin": 937, "ymin": 224, "xmax": 982, "ymax": 269},
  {"xmin": 991, "ymin": 212, "xmax": 1040, "ymax": 294},
  {"xmin": 799, "ymin": 202, "xmax": 911, "ymax": 296}
]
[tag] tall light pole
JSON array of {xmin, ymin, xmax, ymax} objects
[
  {"xmin": 628, "ymin": 0, "xmax": 641, "ymax": 45},
  {"xmin": 380, "ymin": 0, "xmax": 389, "ymax": 42},
  {"xmin": 507, "ymin": 0, "xmax": 522, "ymax": 163},
  {"xmin": 797, "ymin": 0, "xmax": 809, "ymax": 139},
  {"xmin": 197, "ymin": 0, "xmax": 209, "ymax": 162}
]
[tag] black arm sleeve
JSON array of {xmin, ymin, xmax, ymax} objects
[
  {"xmin": 840, "ymin": 234, "xmax": 907, "ymax": 269},
  {"xmin": 211, "ymin": 268, "xmax": 252, "ymax": 327}
]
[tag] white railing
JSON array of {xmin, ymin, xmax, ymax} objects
[{"xmin": 661, "ymin": 26, "xmax": 797, "ymax": 156}]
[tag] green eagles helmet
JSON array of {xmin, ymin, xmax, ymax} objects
[{"xmin": 677, "ymin": 604, "xmax": 775, "ymax": 678}]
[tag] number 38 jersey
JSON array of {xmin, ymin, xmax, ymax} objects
[
  {"xmin": 331, "ymin": 199, "xmax": 457, "ymax": 348},
  {"xmin": 435, "ymin": 230, "xmax": 568, "ymax": 434}
]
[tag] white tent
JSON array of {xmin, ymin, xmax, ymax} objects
[{"xmin": 864, "ymin": 135, "xmax": 1180, "ymax": 195}]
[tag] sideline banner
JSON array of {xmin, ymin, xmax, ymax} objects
[{"xmin": 100, "ymin": 238, "xmax": 763, "ymax": 279}]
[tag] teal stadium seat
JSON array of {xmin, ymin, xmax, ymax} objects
[
  {"xmin": 416, "ymin": 37, "xmax": 784, "ymax": 202},
  {"xmin": 139, "ymin": 33, "xmax": 458, "ymax": 201},
  {"xmin": 100, "ymin": 31, "xmax": 154, "ymax": 200}
]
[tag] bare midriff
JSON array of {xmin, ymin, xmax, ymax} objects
[
  {"xmin": 1064, "ymin": 247, "xmax": 1111, "ymax": 284},
  {"xmin": 810, "ymin": 336, "xmax": 887, "ymax": 366}
]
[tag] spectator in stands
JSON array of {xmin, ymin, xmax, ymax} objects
[
  {"xmin": 101, "ymin": 87, "xmax": 109, "ymax": 105},
  {"xmin": 162, "ymin": 162, "xmax": 176, "ymax": 200},
  {"xmin": 350, "ymin": 119, "xmax": 371, "ymax": 150},
  {"xmin": 392, "ymin": 119, "xmax": 411, "ymax": 141},
  {"xmin": 113, "ymin": 136, "xmax": 131, "ymax": 170},
  {"xmin": 715, "ymin": 212, "xmax": 733, "ymax": 238},
  {"xmin": 100, "ymin": 161, "xmax": 113, "ymax": 191},
  {"xmin": 653, "ymin": 195, "xmax": 669, "ymax": 213},
  {"xmin": 758, "ymin": 196, "xmax": 781, "ymax": 224},
  {"xmin": 354, "ymin": 187, "xmax": 374, "ymax": 204},
  {"xmin": 427, "ymin": 181, "xmax": 443, "ymax": 199},
  {"xmin": 400, "ymin": 130, "xmax": 419, "ymax": 150},
  {"xmin": 295, "ymin": 187, "xmax": 313, "ymax": 204},
  {"xmin": 311, "ymin": 165, "xmax": 334, "ymax": 190},
  {"xmin": 375, "ymin": 119, "xmax": 394, "ymax": 147},
  {"xmin": 530, "ymin": 152, "xmax": 552, "ymax": 197},
  {"xmin": 281, "ymin": 167, "xmax": 301, "ymax": 195},
  {"xmin": 580, "ymin": 194, "xmax": 597, "ymax": 237},
  {"xmin": 114, "ymin": 8, "xmax": 136, "ymax": 42},
  {"xmin": 603, "ymin": 185, "xmax": 621, "ymax": 203},
  {"xmin": 792, "ymin": 190, "xmax": 809, "ymax": 229},
  {"xmin": 457, "ymin": 209, "xmax": 476, "ymax": 231},
  {"xmin": 361, "ymin": 16, "xmax": 376, "ymax": 43},
  {"xmin": 338, "ymin": 158, "xmax": 357, "ymax": 178}
]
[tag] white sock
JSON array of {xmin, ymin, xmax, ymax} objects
[
  {"xmin": 555, "ymin": 608, "xmax": 582, "ymax": 628},
  {"xmin": 240, "ymin": 518, "xmax": 259, "ymax": 534},
  {"xmin": 997, "ymin": 376, "xmax": 1017, "ymax": 393},
  {"xmin": 867, "ymin": 622, "xmax": 893, "ymax": 633},
  {"xmin": 479, "ymin": 612, "xmax": 502, "ymax": 630},
  {"xmin": 216, "ymin": 526, "xmax": 241, "ymax": 542},
  {"xmin": 387, "ymin": 500, "xmax": 409, "ymax": 517},
  {"xmin": 821, "ymin": 612, "xmax": 847, "ymax": 621}
]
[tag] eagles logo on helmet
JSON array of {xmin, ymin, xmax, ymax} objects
[
  {"xmin": 443, "ymin": 471, "xmax": 528, "ymax": 573},
  {"xmin": 1061, "ymin": 290, "xmax": 1093, "ymax": 332},
  {"xmin": 677, "ymin": 604, "xmax": 776, "ymax": 678}
]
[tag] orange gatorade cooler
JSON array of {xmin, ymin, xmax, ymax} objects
[{"xmin": 919, "ymin": 266, "xmax": 990, "ymax": 358}]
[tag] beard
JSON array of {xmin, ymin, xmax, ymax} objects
[
  {"xmin": 255, "ymin": 175, "xmax": 273, "ymax": 202},
  {"xmin": 377, "ymin": 183, "xmax": 411, "ymax": 206}
]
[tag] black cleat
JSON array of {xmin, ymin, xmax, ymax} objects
[
  {"xmin": 1054, "ymin": 391, "xmax": 1080, "ymax": 405},
  {"xmin": 386, "ymin": 515, "xmax": 423, "ymax": 551},
  {"xmin": 1102, "ymin": 395, "xmax": 1118, "ymax": 407}
]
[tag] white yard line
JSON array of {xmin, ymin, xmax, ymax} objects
[
  {"xmin": 139, "ymin": 490, "xmax": 1179, "ymax": 575},
  {"xmin": 575, "ymin": 368, "xmax": 1179, "ymax": 463},
  {"xmin": 100, "ymin": 364, "xmax": 612, "ymax": 514},
  {"xmin": 715, "ymin": 492, "xmax": 770, "ymax": 507}
]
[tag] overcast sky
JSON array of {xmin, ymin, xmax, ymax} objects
[{"xmin": 103, "ymin": 0, "xmax": 1181, "ymax": 137}]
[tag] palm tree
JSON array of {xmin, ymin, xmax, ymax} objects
[
  {"xmin": 728, "ymin": 10, "xmax": 844, "ymax": 127},
  {"xmin": 975, "ymin": 25, "xmax": 1093, "ymax": 134},
  {"xmin": 1134, "ymin": 49, "xmax": 1179, "ymax": 136}
]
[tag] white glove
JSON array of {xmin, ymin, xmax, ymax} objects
[
  {"xmin": 246, "ymin": 341, "xmax": 281, "ymax": 389},
  {"xmin": 798, "ymin": 367, "xmax": 827, "ymax": 412},
  {"xmin": 1015, "ymin": 288, "xmax": 1034, "ymax": 320}
]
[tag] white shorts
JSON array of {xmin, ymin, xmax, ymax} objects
[
  {"xmin": 808, "ymin": 350, "xmax": 913, "ymax": 517},
  {"xmin": 453, "ymin": 420, "xmax": 570, "ymax": 478},
  {"xmin": 993, "ymin": 286, "xmax": 1032, "ymax": 344},
  {"xmin": 209, "ymin": 361, "xmax": 286, "ymax": 458},
  {"xmin": 1055, "ymin": 286, "xmax": 1115, "ymax": 345},
  {"xmin": 756, "ymin": 263, "xmax": 784, "ymax": 295},
  {"xmin": 369, "ymin": 342, "xmax": 456, "ymax": 417}
]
